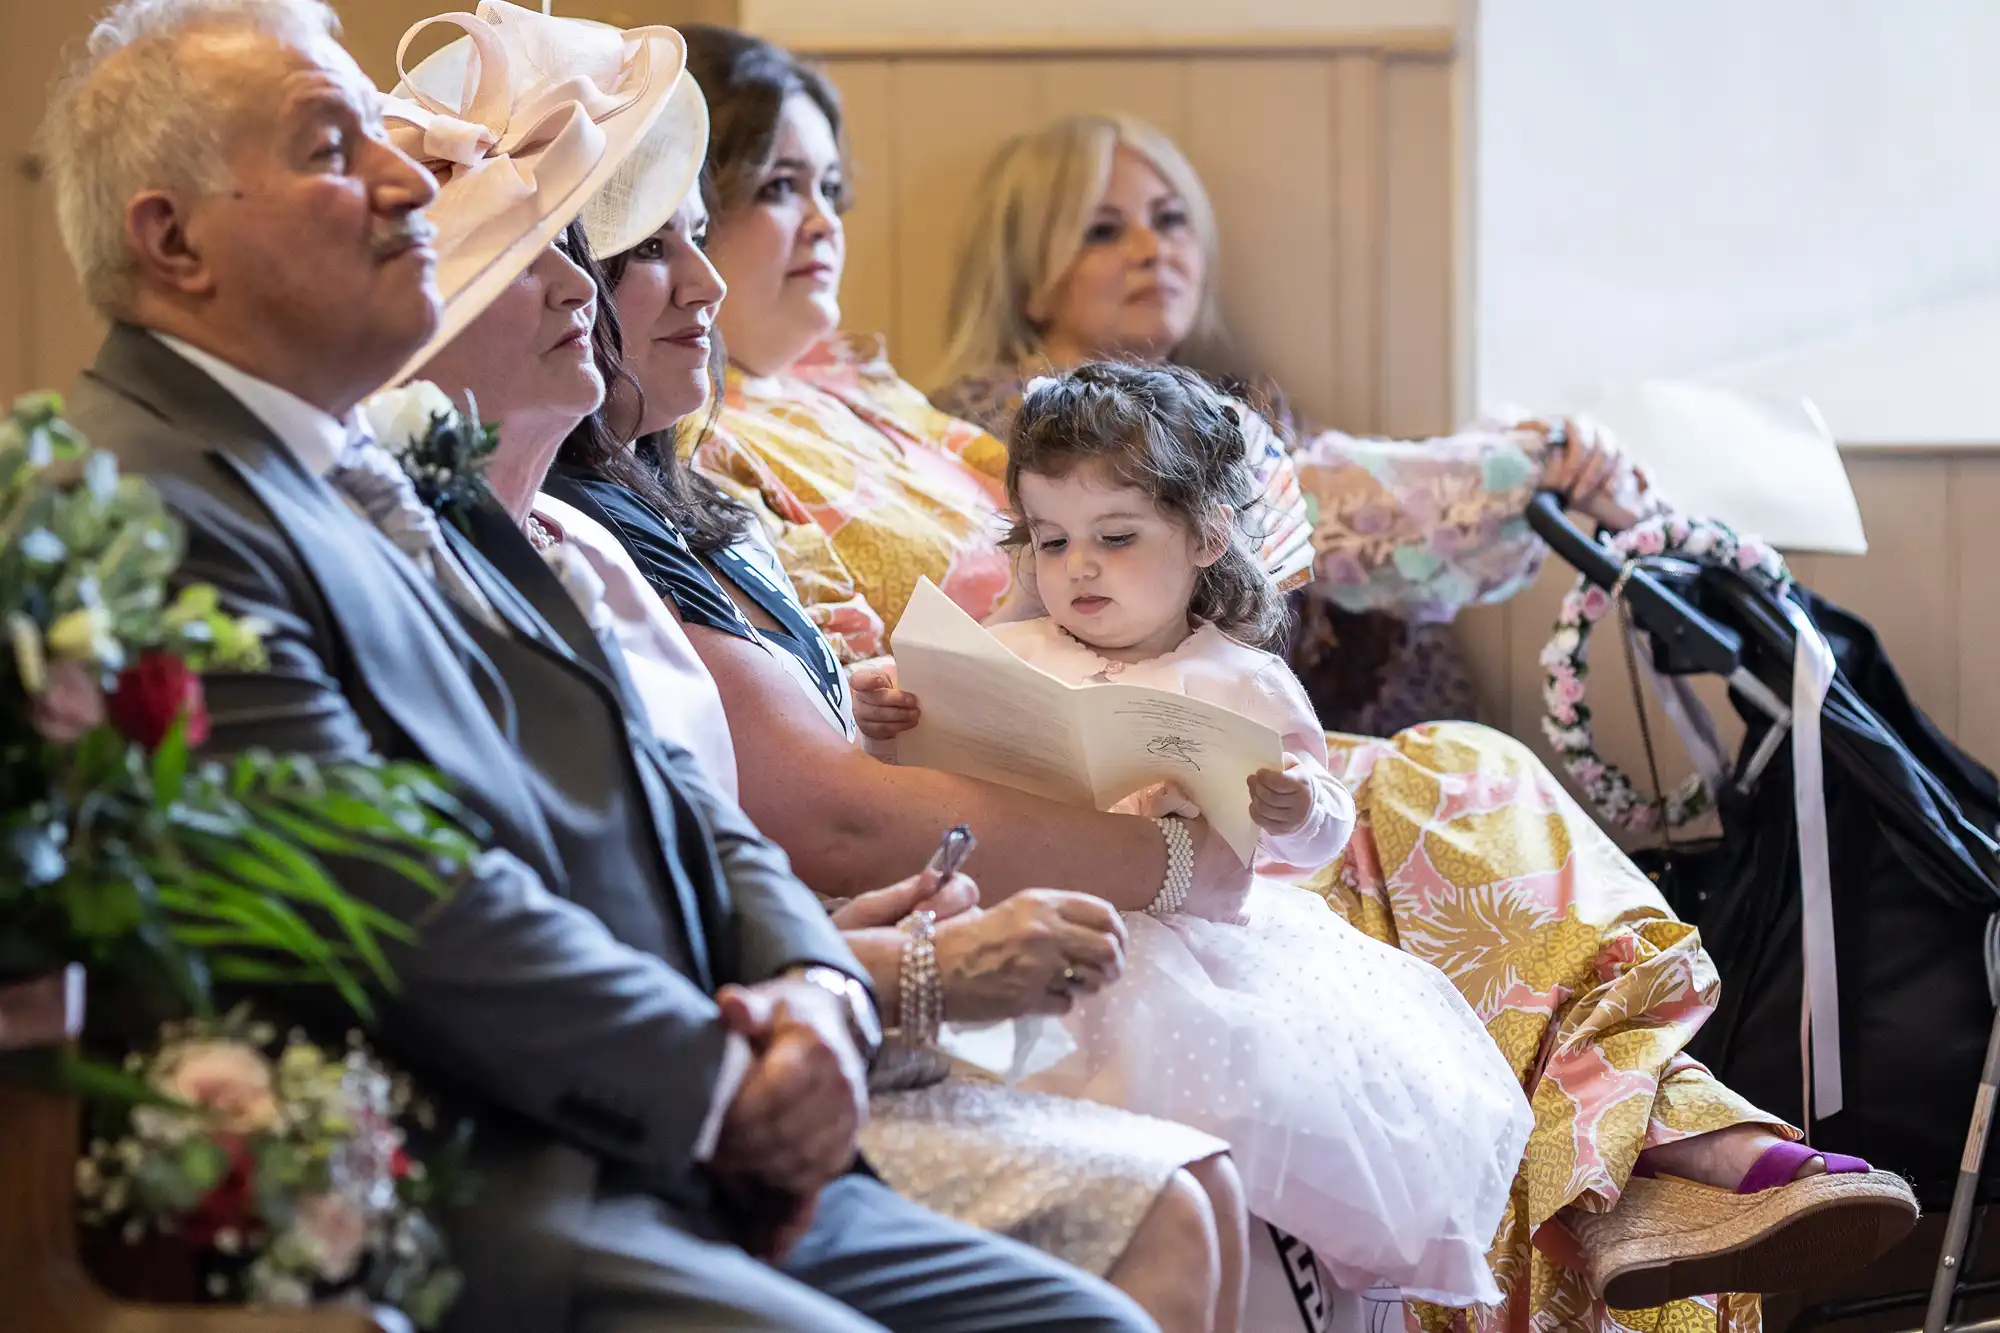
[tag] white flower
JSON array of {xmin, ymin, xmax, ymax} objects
[
  {"xmin": 131, "ymin": 1104, "xmax": 198, "ymax": 1146},
  {"xmin": 153, "ymin": 1039, "xmax": 282, "ymax": 1135},
  {"xmin": 256, "ymin": 1274, "xmax": 313, "ymax": 1309},
  {"xmin": 362, "ymin": 380, "xmax": 458, "ymax": 456},
  {"xmin": 292, "ymin": 1191, "xmax": 370, "ymax": 1283}
]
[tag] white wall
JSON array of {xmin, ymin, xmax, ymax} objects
[
  {"xmin": 744, "ymin": 0, "xmax": 1458, "ymax": 41},
  {"xmin": 1474, "ymin": 0, "xmax": 2000, "ymax": 442}
]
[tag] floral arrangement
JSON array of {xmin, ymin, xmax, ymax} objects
[
  {"xmin": 0, "ymin": 392, "xmax": 480, "ymax": 1021},
  {"xmin": 360, "ymin": 380, "xmax": 497, "ymax": 536},
  {"xmin": 77, "ymin": 1011, "xmax": 467, "ymax": 1326},
  {"xmin": 0, "ymin": 391, "xmax": 481, "ymax": 1326},
  {"xmin": 1539, "ymin": 512, "xmax": 1788, "ymax": 833}
]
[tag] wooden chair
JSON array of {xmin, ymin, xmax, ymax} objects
[{"xmin": 0, "ymin": 970, "xmax": 388, "ymax": 1333}]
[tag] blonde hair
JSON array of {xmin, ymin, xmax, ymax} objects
[
  {"xmin": 41, "ymin": 0, "xmax": 340, "ymax": 318},
  {"xmin": 934, "ymin": 112, "xmax": 1236, "ymax": 390}
]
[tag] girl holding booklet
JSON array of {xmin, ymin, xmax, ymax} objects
[{"xmin": 852, "ymin": 362, "xmax": 1534, "ymax": 1305}]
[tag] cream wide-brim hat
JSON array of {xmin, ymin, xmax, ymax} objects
[
  {"xmin": 380, "ymin": 0, "xmax": 704, "ymax": 387},
  {"xmin": 577, "ymin": 72, "xmax": 710, "ymax": 263}
]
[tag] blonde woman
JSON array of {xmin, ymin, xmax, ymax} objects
[
  {"xmin": 931, "ymin": 112, "xmax": 1649, "ymax": 737},
  {"xmin": 930, "ymin": 112, "xmax": 1919, "ymax": 1333}
]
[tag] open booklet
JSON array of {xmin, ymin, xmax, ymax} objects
[{"xmin": 888, "ymin": 578, "xmax": 1282, "ymax": 865}]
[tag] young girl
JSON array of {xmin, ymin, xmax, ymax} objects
[{"xmin": 854, "ymin": 363, "xmax": 1534, "ymax": 1307}]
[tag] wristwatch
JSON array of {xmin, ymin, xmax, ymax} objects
[{"xmin": 794, "ymin": 965, "xmax": 884, "ymax": 1065}]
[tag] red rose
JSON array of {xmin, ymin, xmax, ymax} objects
[
  {"xmin": 107, "ymin": 651, "xmax": 209, "ymax": 750},
  {"xmin": 181, "ymin": 1137, "xmax": 257, "ymax": 1248}
]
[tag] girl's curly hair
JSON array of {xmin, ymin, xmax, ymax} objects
[{"xmin": 1004, "ymin": 361, "xmax": 1286, "ymax": 648}]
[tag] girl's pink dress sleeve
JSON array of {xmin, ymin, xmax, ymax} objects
[{"xmin": 1235, "ymin": 658, "xmax": 1356, "ymax": 877}]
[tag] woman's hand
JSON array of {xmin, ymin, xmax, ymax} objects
[
  {"xmin": 849, "ymin": 659, "xmax": 922, "ymax": 741},
  {"xmin": 934, "ymin": 889, "xmax": 1129, "ymax": 1023},
  {"xmin": 1522, "ymin": 414, "xmax": 1642, "ymax": 531},
  {"xmin": 1248, "ymin": 760, "xmax": 1311, "ymax": 835},
  {"xmin": 828, "ymin": 870, "xmax": 980, "ymax": 930}
]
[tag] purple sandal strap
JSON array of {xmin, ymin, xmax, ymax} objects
[{"xmin": 1738, "ymin": 1141, "xmax": 1872, "ymax": 1194}]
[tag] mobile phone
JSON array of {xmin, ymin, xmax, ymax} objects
[{"xmin": 925, "ymin": 824, "xmax": 977, "ymax": 882}]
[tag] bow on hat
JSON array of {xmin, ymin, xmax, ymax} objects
[
  {"xmin": 383, "ymin": 6, "xmax": 657, "ymax": 286},
  {"xmin": 374, "ymin": 0, "xmax": 688, "ymax": 389}
]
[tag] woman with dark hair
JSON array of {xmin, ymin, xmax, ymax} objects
[{"xmin": 675, "ymin": 24, "xmax": 1027, "ymax": 664}]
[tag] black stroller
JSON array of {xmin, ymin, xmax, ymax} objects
[{"xmin": 1526, "ymin": 493, "xmax": 2000, "ymax": 1333}]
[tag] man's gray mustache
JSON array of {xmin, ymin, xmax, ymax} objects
[{"xmin": 374, "ymin": 218, "xmax": 438, "ymax": 258}]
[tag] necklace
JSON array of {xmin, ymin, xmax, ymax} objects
[{"xmin": 524, "ymin": 513, "xmax": 561, "ymax": 552}]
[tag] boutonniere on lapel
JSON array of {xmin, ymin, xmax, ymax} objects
[{"xmin": 359, "ymin": 381, "xmax": 498, "ymax": 535}]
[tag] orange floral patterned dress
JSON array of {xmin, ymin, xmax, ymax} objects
[
  {"xmin": 689, "ymin": 335, "xmax": 1021, "ymax": 664},
  {"xmin": 1314, "ymin": 723, "xmax": 1784, "ymax": 1333}
]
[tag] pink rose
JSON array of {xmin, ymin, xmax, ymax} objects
[
  {"xmin": 1549, "ymin": 701, "xmax": 1577, "ymax": 726},
  {"xmin": 292, "ymin": 1191, "xmax": 368, "ymax": 1282},
  {"xmin": 1630, "ymin": 527, "xmax": 1665, "ymax": 556},
  {"xmin": 1557, "ymin": 675, "xmax": 1587, "ymax": 706},
  {"xmin": 1580, "ymin": 587, "xmax": 1613, "ymax": 622},
  {"xmin": 1736, "ymin": 539, "xmax": 1774, "ymax": 573},
  {"xmin": 1628, "ymin": 803, "xmax": 1661, "ymax": 832},
  {"xmin": 31, "ymin": 658, "xmax": 105, "ymax": 744},
  {"xmin": 153, "ymin": 1040, "xmax": 281, "ymax": 1135},
  {"xmin": 1572, "ymin": 760, "xmax": 1606, "ymax": 786}
]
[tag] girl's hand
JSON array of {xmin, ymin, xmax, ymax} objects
[
  {"xmin": 849, "ymin": 660, "xmax": 921, "ymax": 740},
  {"xmin": 1248, "ymin": 760, "xmax": 1313, "ymax": 835}
]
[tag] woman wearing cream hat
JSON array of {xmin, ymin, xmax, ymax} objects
[{"xmin": 345, "ymin": 4, "xmax": 1157, "ymax": 1331}]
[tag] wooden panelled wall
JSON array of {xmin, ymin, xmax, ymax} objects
[
  {"xmin": 806, "ymin": 35, "xmax": 1458, "ymax": 436},
  {"xmin": 3, "ymin": 6, "xmax": 1994, "ymax": 811}
]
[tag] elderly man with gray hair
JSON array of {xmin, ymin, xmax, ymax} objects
[{"xmin": 38, "ymin": 2, "xmax": 1156, "ymax": 1329}]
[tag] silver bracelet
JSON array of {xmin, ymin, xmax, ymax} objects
[
  {"xmin": 897, "ymin": 908, "xmax": 942, "ymax": 1044},
  {"xmin": 1147, "ymin": 817, "xmax": 1195, "ymax": 916}
]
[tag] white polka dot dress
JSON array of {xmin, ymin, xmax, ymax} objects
[{"xmin": 994, "ymin": 619, "xmax": 1535, "ymax": 1306}]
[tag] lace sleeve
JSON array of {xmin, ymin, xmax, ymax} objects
[{"xmin": 1290, "ymin": 425, "xmax": 1551, "ymax": 622}]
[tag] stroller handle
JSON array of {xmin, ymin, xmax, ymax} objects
[{"xmin": 1526, "ymin": 492, "xmax": 1746, "ymax": 679}]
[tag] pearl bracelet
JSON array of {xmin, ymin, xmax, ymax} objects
[
  {"xmin": 1147, "ymin": 817, "xmax": 1195, "ymax": 916},
  {"xmin": 897, "ymin": 908, "xmax": 942, "ymax": 1044}
]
